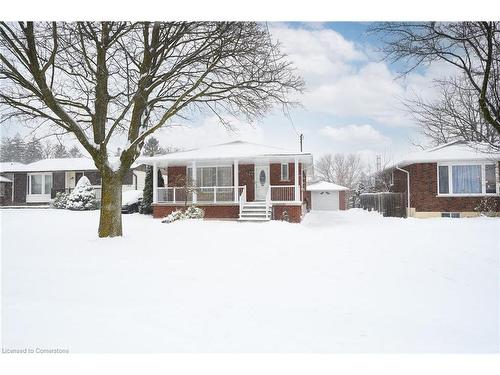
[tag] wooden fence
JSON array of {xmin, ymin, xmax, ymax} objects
[{"xmin": 359, "ymin": 192, "xmax": 406, "ymax": 218}]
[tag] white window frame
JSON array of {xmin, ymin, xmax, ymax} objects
[
  {"xmin": 186, "ymin": 164, "xmax": 233, "ymax": 187},
  {"xmin": 437, "ymin": 161, "xmax": 499, "ymax": 197},
  {"xmin": 280, "ymin": 163, "xmax": 289, "ymax": 181},
  {"xmin": 27, "ymin": 172, "xmax": 53, "ymax": 202}
]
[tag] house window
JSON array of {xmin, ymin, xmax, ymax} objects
[
  {"xmin": 281, "ymin": 163, "xmax": 289, "ymax": 181},
  {"xmin": 28, "ymin": 173, "xmax": 52, "ymax": 195},
  {"xmin": 452, "ymin": 165, "xmax": 481, "ymax": 194},
  {"xmin": 437, "ymin": 163, "xmax": 498, "ymax": 195},
  {"xmin": 442, "ymin": 212, "xmax": 460, "ymax": 218},
  {"xmin": 217, "ymin": 166, "xmax": 233, "ymax": 186},
  {"xmin": 485, "ymin": 164, "xmax": 497, "ymax": 194},
  {"xmin": 438, "ymin": 165, "xmax": 449, "ymax": 194},
  {"xmin": 187, "ymin": 166, "xmax": 232, "ymax": 187}
]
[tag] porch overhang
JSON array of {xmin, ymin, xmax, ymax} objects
[{"xmin": 139, "ymin": 153, "xmax": 313, "ymax": 168}]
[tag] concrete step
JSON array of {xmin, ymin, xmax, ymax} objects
[
  {"xmin": 238, "ymin": 216, "xmax": 271, "ymax": 221},
  {"xmin": 241, "ymin": 207, "xmax": 271, "ymax": 212},
  {"xmin": 240, "ymin": 211, "xmax": 270, "ymax": 216}
]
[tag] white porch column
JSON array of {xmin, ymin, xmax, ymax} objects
[
  {"xmin": 294, "ymin": 157, "xmax": 299, "ymax": 202},
  {"xmin": 191, "ymin": 161, "xmax": 197, "ymax": 204},
  {"xmin": 234, "ymin": 159, "xmax": 239, "ymax": 203},
  {"xmin": 153, "ymin": 162, "xmax": 158, "ymax": 203}
]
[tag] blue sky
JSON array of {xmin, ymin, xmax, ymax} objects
[
  {"xmin": 1, "ymin": 22, "xmax": 453, "ymax": 167},
  {"xmin": 152, "ymin": 22, "xmax": 453, "ymax": 167}
]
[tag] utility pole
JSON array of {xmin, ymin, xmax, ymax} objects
[{"xmin": 299, "ymin": 133, "xmax": 303, "ymax": 152}]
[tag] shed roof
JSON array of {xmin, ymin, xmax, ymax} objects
[
  {"xmin": 0, "ymin": 175, "xmax": 12, "ymax": 183},
  {"xmin": 307, "ymin": 181, "xmax": 349, "ymax": 191}
]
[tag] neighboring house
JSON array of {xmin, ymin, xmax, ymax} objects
[
  {"xmin": 0, "ymin": 162, "xmax": 24, "ymax": 205},
  {"xmin": 387, "ymin": 141, "xmax": 500, "ymax": 218},
  {"xmin": 306, "ymin": 181, "xmax": 349, "ymax": 211},
  {"xmin": 140, "ymin": 141, "xmax": 313, "ymax": 222},
  {"xmin": 0, "ymin": 158, "xmax": 145, "ymax": 206}
]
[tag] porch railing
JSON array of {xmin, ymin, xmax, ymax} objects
[
  {"xmin": 157, "ymin": 186, "xmax": 245, "ymax": 204},
  {"xmin": 156, "ymin": 185, "xmax": 301, "ymax": 204},
  {"xmin": 270, "ymin": 185, "xmax": 295, "ymax": 202},
  {"xmin": 239, "ymin": 186, "xmax": 247, "ymax": 215}
]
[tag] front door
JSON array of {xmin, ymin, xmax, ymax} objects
[{"xmin": 254, "ymin": 165, "xmax": 269, "ymax": 201}]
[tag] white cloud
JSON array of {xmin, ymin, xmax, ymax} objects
[
  {"xmin": 153, "ymin": 115, "xmax": 265, "ymax": 150},
  {"xmin": 269, "ymin": 24, "xmax": 456, "ymax": 128},
  {"xmin": 270, "ymin": 24, "xmax": 365, "ymax": 86},
  {"xmin": 320, "ymin": 124, "xmax": 390, "ymax": 146}
]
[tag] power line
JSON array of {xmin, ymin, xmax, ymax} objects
[{"xmin": 265, "ymin": 22, "xmax": 303, "ymax": 151}]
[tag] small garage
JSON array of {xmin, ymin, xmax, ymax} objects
[{"xmin": 307, "ymin": 181, "xmax": 349, "ymax": 211}]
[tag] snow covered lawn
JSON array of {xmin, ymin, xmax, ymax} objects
[{"xmin": 1, "ymin": 209, "xmax": 498, "ymax": 352}]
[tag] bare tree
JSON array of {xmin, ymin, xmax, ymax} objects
[
  {"xmin": 0, "ymin": 22, "xmax": 303, "ymax": 237},
  {"xmin": 370, "ymin": 22, "xmax": 500, "ymax": 139},
  {"xmin": 315, "ymin": 153, "xmax": 363, "ymax": 189},
  {"xmin": 405, "ymin": 76, "xmax": 500, "ymax": 150}
]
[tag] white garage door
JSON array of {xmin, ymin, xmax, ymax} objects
[{"xmin": 311, "ymin": 191, "xmax": 339, "ymax": 210}]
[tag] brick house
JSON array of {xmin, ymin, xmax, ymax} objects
[
  {"xmin": 0, "ymin": 158, "xmax": 145, "ymax": 206},
  {"xmin": 139, "ymin": 141, "xmax": 313, "ymax": 222},
  {"xmin": 388, "ymin": 142, "xmax": 500, "ymax": 218}
]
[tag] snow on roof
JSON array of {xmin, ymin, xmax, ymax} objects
[
  {"xmin": 138, "ymin": 141, "xmax": 312, "ymax": 165},
  {"xmin": 139, "ymin": 141, "xmax": 313, "ymax": 166},
  {"xmin": 0, "ymin": 157, "xmax": 142, "ymax": 172},
  {"xmin": 391, "ymin": 141, "xmax": 500, "ymax": 168},
  {"xmin": 0, "ymin": 161, "xmax": 25, "ymax": 172},
  {"xmin": 0, "ymin": 175, "xmax": 12, "ymax": 183},
  {"xmin": 307, "ymin": 181, "xmax": 349, "ymax": 191},
  {"xmin": 21, "ymin": 157, "xmax": 98, "ymax": 172}
]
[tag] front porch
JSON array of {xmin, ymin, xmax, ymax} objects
[
  {"xmin": 141, "ymin": 141, "xmax": 313, "ymax": 222},
  {"xmin": 151, "ymin": 161, "xmax": 305, "ymax": 221}
]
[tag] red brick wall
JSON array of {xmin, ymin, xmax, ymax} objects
[
  {"xmin": 238, "ymin": 164, "xmax": 255, "ymax": 202},
  {"xmin": 167, "ymin": 166, "xmax": 187, "ymax": 186},
  {"xmin": 270, "ymin": 162, "xmax": 304, "ymax": 202},
  {"xmin": 153, "ymin": 204, "xmax": 239, "ymax": 219},
  {"xmin": 339, "ymin": 190, "xmax": 346, "ymax": 210},
  {"xmin": 392, "ymin": 162, "xmax": 500, "ymax": 212},
  {"xmin": 272, "ymin": 205, "xmax": 302, "ymax": 223},
  {"xmin": 270, "ymin": 162, "xmax": 301, "ymax": 187}
]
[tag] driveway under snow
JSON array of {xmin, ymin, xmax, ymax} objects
[{"xmin": 1, "ymin": 209, "xmax": 499, "ymax": 352}]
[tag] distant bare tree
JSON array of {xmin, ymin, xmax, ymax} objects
[
  {"xmin": 68, "ymin": 145, "xmax": 83, "ymax": 158},
  {"xmin": 405, "ymin": 76, "xmax": 500, "ymax": 150},
  {"xmin": 0, "ymin": 22, "xmax": 303, "ymax": 237},
  {"xmin": 371, "ymin": 22, "xmax": 500, "ymax": 141},
  {"xmin": 315, "ymin": 153, "xmax": 363, "ymax": 189},
  {"xmin": 41, "ymin": 140, "xmax": 54, "ymax": 158}
]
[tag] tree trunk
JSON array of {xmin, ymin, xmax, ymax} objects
[{"xmin": 98, "ymin": 172, "xmax": 123, "ymax": 238}]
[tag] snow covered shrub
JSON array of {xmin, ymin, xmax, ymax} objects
[
  {"xmin": 162, "ymin": 209, "xmax": 185, "ymax": 223},
  {"xmin": 281, "ymin": 209, "xmax": 289, "ymax": 222},
  {"xmin": 183, "ymin": 205, "xmax": 204, "ymax": 219},
  {"xmin": 475, "ymin": 197, "xmax": 498, "ymax": 217},
  {"xmin": 52, "ymin": 191, "xmax": 69, "ymax": 209},
  {"xmin": 161, "ymin": 205, "xmax": 204, "ymax": 223},
  {"xmin": 66, "ymin": 176, "xmax": 98, "ymax": 210}
]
